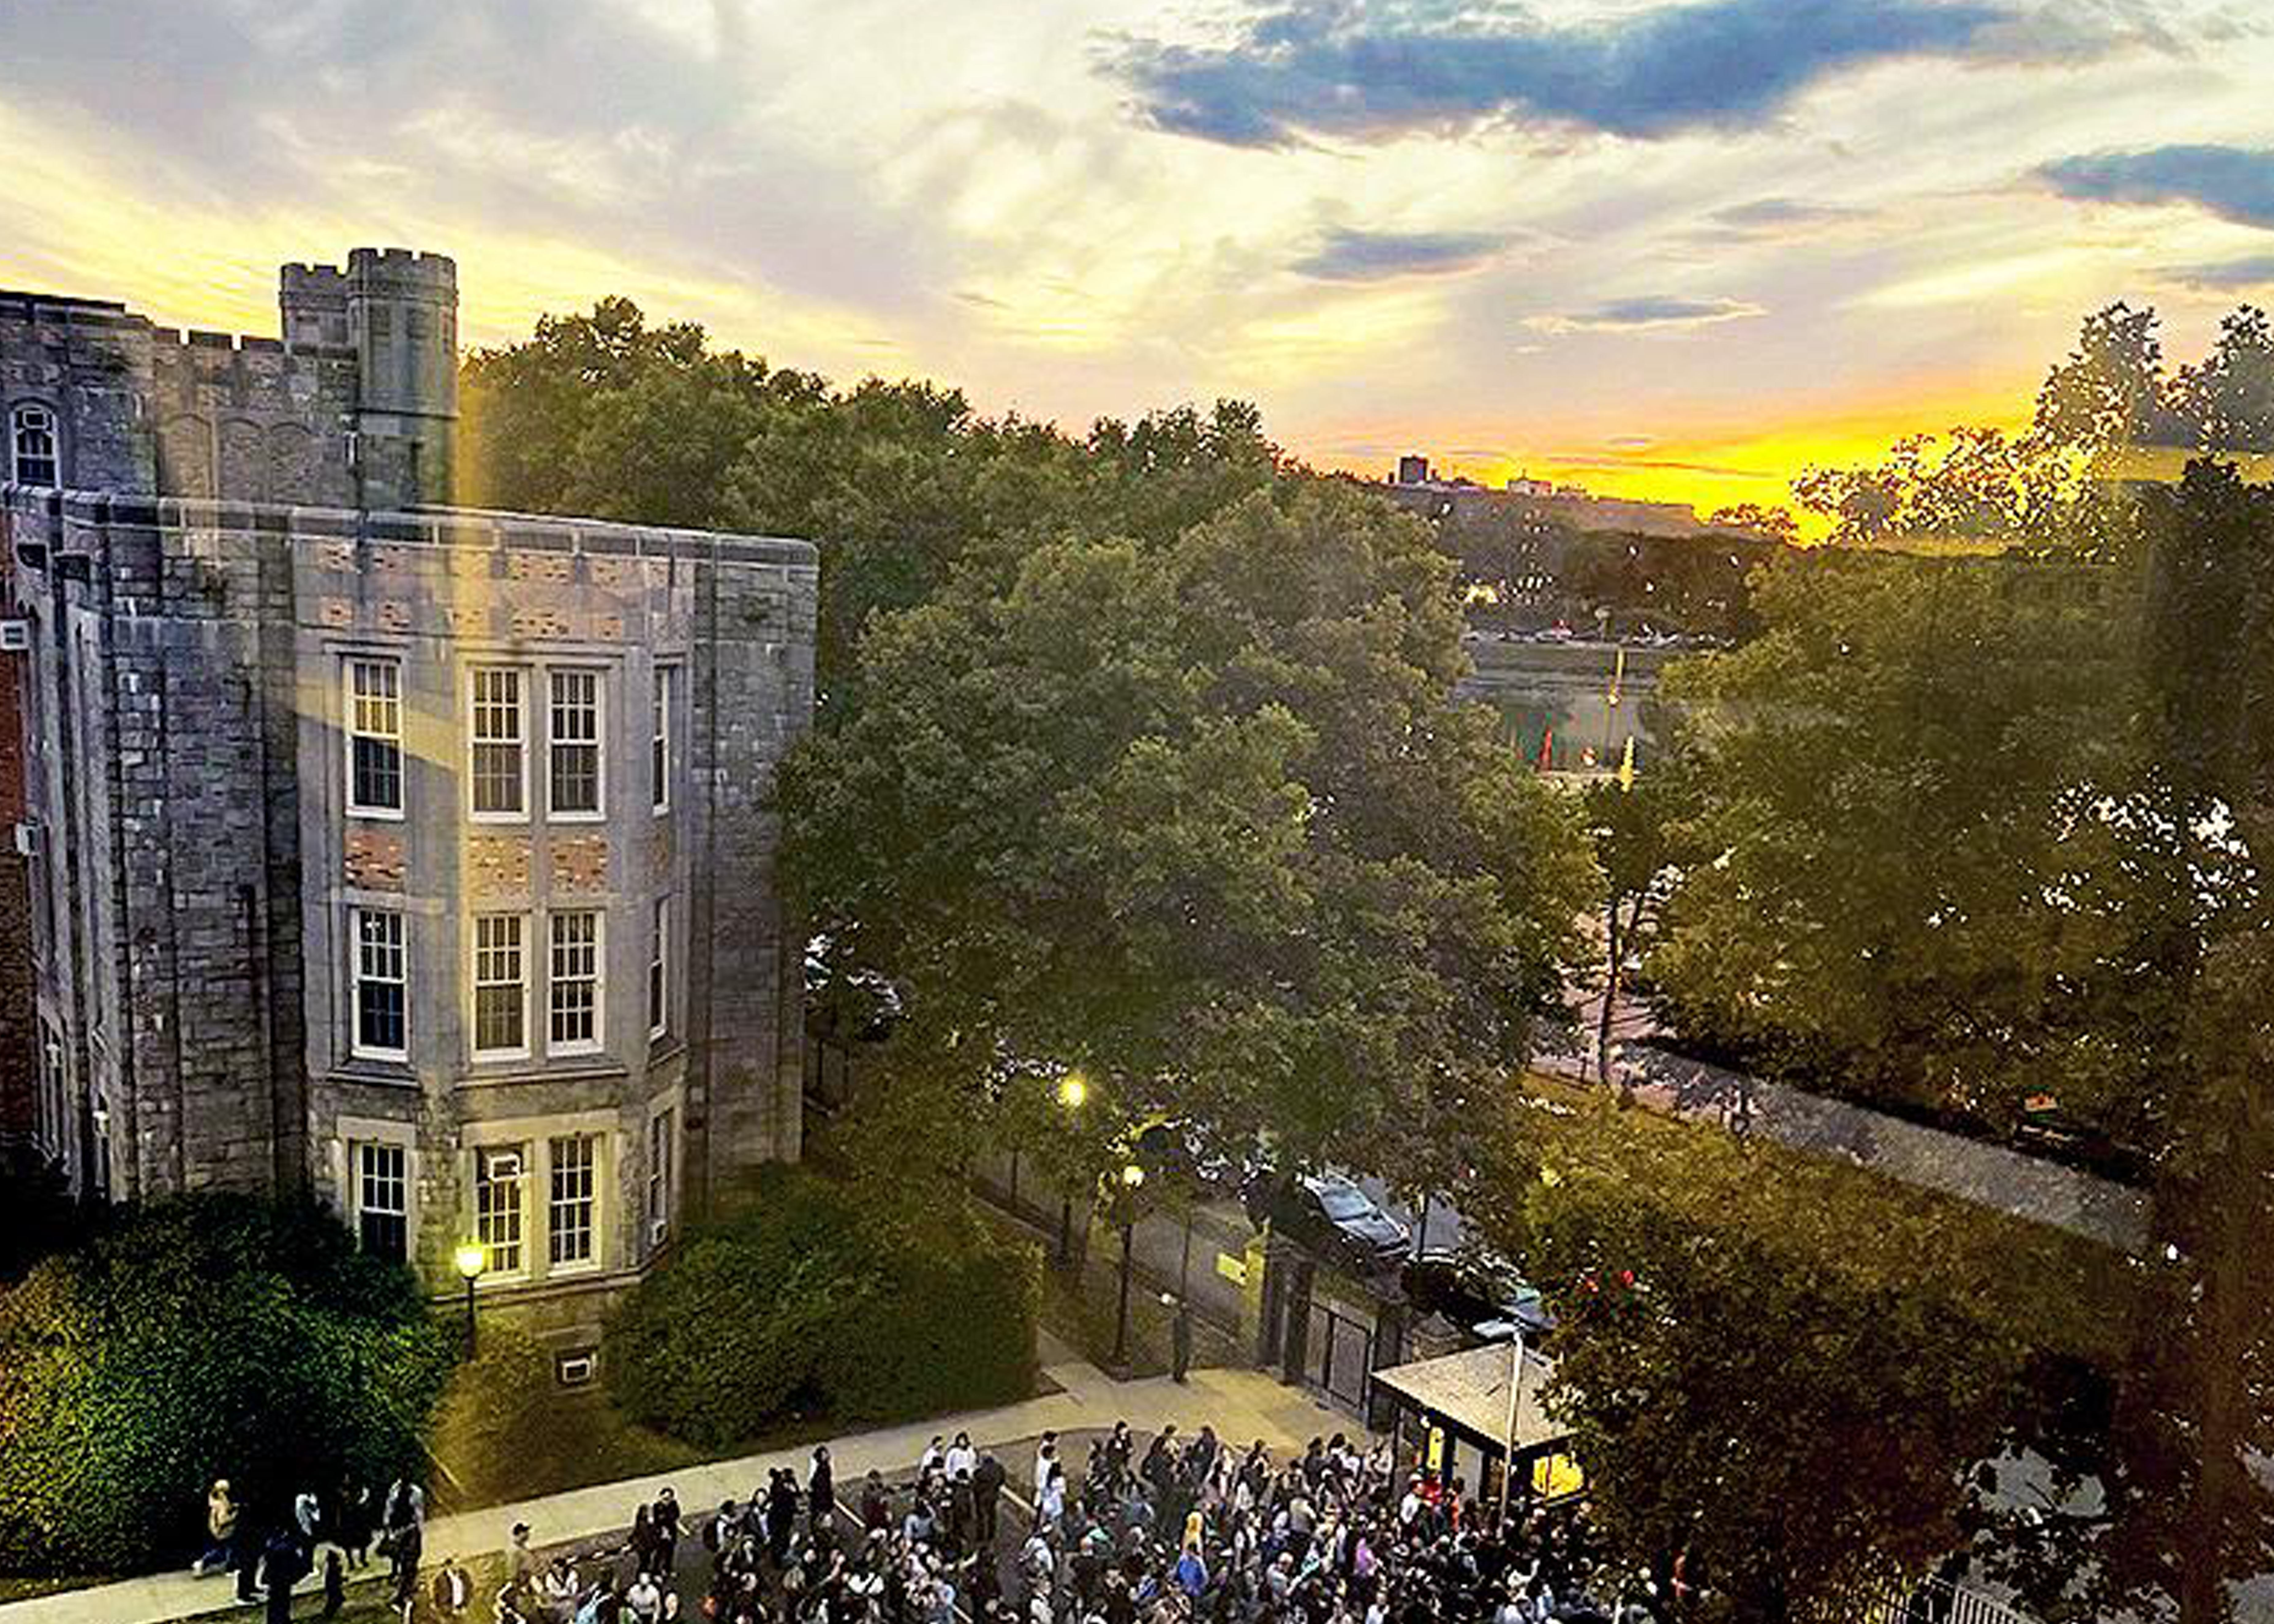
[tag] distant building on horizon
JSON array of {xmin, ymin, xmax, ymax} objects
[{"xmin": 2, "ymin": 251, "xmax": 816, "ymax": 1355}]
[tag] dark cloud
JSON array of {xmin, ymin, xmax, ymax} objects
[
  {"xmin": 2038, "ymin": 145, "xmax": 2274, "ymax": 230},
  {"xmin": 1105, "ymin": 0, "xmax": 2125, "ymax": 149},
  {"xmin": 1539, "ymin": 295, "xmax": 1763, "ymax": 331},
  {"xmin": 1291, "ymin": 226, "xmax": 1514, "ymax": 281},
  {"xmin": 2162, "ymin": 254, "xmax": 2274, "ymax": 290}
]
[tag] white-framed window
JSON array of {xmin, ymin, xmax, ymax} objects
[
  {"xmin": 548, "ymin": 909, "xmax": 602, "ymax": 1053},
  {"xmin": 469, "ymin": 667, "xmax": 526, "ymax": 818},
  {"xmin": 472, "ymin": 913, "xmax": 528, "ymax": 1057},
  {"xmin": 345, "ymin": 657, "xmax": 404, "ymax": 816},
  {"xmin": 351, "ymin": 908, "xmax": 408, "ymax": 1060},
  {"xmin": 355, "ymin": 1142, "xmax": 409, "ymax": 1261},
  {"xmin": 646, "ymin": 1108, "xmax": 675, "ymax": 1245},
  {"xmin": 647, "ymin": 896, "xmax": 669, "ymax": 1039},
  {"xmin": 548, "ymin": 668, "xmax": 602, "ymax": 819},
  {"xmin": 651, "ymin": 665, "xmax": 676, "ymax": 814},
  {"xmin": 549, "ymin": 1134, "xmax": 599, "ymax": 1268},
  {"xmin": 10, "ymin": 402, "xmax": 59, "ymax": 487},
  {"xmin": 475, "ymin": 1145, "xmax": 526, "ymax": 1275}
]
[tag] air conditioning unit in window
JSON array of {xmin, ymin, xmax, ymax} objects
[
  {"xmin": 0, "ymin": 619, "xmax": 28, "ymax": 652},
  {"xmin": 12, "ymin": 822, "xmax": 37, "ymax": 858},
  {"xmin": 483, "ymin": 1149, "xmax": 523, "ymax": 1179},
  {"xmin": 554, "ymin": 1351, "xmax": 597, "ymax": 1388}
]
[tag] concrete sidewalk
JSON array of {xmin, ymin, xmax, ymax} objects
[{"xmin": 0, "ymin": 1359, "xmax": 1356, "ymax": 1624}]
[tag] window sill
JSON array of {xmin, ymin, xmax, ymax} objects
[
  {"xmin": 332, "ymin": 1059, "xmax": 417, "ymax": 1087},
  {"xmin": 455, "ymin": 1055, "xmax": 631, "ymax": 1088},
  {"xmin": 548, "ymin": 810, "xmax": 607, "ymax": 825},
  {"xmin": 346, "ymin": 806, "xmax": 406, "ymax": 824}
]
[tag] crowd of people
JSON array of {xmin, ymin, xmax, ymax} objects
[
  {"xmin": 189, "ymin": 1471, "xmax": 450, "ymax": 1622},
  {"xmin": 473, "ymin": 1424, "xmax": 1665, "ymax": 1624}
]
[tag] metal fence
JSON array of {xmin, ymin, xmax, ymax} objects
[{"xmin": 1826, "ymin": 1574, "xmax": 2038, "ymax": 1624}]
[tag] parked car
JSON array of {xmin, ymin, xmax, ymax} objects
[
  {"xmin": 1402, "ymin": 1246, "xmax": 1557, "ymax": 1341},
  {"xmin": 1243, "ymin": 1171, "xmax": 1411, "ymax": 1277}
]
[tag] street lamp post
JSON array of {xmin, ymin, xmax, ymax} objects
[
  {"xmin": 1110, "ymin": 1160, "xmax": 1144, "ymax": 1371},
  {"xmin": 453, "ymin": 1241, "xmax": 485, "ymax": 1359},
  {"xmin": 1056, "ymin": 1072, "xmax": 1088, "ymax": 1267},
  {"xmin": 1497, "ymin": 1324, "xmax": 1527, "ymax": 1524}
]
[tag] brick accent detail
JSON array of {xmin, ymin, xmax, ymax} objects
[
  {"xmin": 551, "ymin": 835, "xmax": 609, "ymax": 894},
  {"xmin": 467, "ymin": 835, "xmax": 531, "ymax": 897},
  {"xmin": 343, "ymin": 829, "xmax": 405, "ymax": 891}
]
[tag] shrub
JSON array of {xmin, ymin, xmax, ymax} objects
[
  {"xmin": 602, "ymin": 1168, "xmax": 1038, "ymax": 1448},
  {"xmin": 0, "ymin": 1193, "xmax": 452, "ymax": 1576}
]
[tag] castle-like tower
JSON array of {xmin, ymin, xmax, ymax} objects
[{"xmin": 281, "ymin": 249, "xmax": 460, "ymax": 506}]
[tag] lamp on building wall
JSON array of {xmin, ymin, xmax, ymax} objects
[{"xmin": 453, "ymin": 1241, "xmax": 486, "ymax": 1358}]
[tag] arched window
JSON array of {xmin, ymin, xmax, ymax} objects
[{"xmin": 11, "ymin": 401, "xmax": 59, "ymax": 487}]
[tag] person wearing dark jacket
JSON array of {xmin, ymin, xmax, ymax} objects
[
  {"xmin": 809, "ymin": 1446, "xmax": 836, "ymax": 1536},
  {"xmin": 259, "ymin": 1527, "xmax": 309, "ymax": 1624},
  {"xmin": 971, "ymin": 1453, "xmax": 1007, "ymax": 1545}
]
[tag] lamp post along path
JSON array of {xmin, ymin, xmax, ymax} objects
[{"xmin": 454, "ymin": 1241, "xmax": 485, "ymax": 1359}]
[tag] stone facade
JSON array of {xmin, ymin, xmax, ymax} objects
[{"xmin": 2, "ymin": 250, "xmax": 817, "ymax": 1353}]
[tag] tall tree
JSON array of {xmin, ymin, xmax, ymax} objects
[
  {"xmin": 1647, "ymin": 545, "xmax": 2167, "ymax": 1145},
  {"xmin": 777, "ymin": 482, "xmax": 1592, "ymax": 1190}
]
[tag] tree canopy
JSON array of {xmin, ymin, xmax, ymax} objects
[{"xmin": 778, "ymin": 481, "xmax": 1593, "ymax": 1192}]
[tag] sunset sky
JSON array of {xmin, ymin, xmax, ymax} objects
[{"xmin": 2, "ymin": 0, "xmax": 2270, "ymax": 517}]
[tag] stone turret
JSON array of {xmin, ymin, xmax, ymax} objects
[
  {"xmin": 278, "ymin": 262, "xmax": 351, "ymax": 350},
  {"xmin": 346, "ymin": 247, "xmax": 458, "ymax": 506},
  {"xmin": 278, "ymin": 248, "xmax": 458, "ymax": 508}
]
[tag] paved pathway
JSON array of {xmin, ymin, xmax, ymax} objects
[{"xmin": 0, "ymin": 1359, "xmax": 1355, "ymax": 1624}]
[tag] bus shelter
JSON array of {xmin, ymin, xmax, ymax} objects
[{"xmin": 1368, "ymin": 1340, "xmax": 1585, "ymax": 1507}]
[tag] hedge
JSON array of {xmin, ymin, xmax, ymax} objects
[
  {"xmin": 0, "ymin": 1193, "xmax": 452, "ymax": 1576},
  {"xmin": 603, "ymin": 1167, "xmax": 1038, "ymax": 1449}
]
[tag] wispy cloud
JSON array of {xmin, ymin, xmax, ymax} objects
[
  {"xmin": 1542, "ymin": 453, "xmax": 1777, "ymax": 479},
  {"xmin": 1532, "ymin": 295, "xmax": 1765, "ymax": 333},
  {"xmin": 2161, "ymin": 253, "xmax": 2274, "ymax": 289},
  {"xmin": 1291, "ymin": 226, "xmax": 1515, "ymax": 281},
  {"xmin": 2037, "ymin": 144, "xmax": 2274, "ymax": 229},
  {"xmin": 1105, "ymin": 0, "xmax": 2139, "ymax": 149},
  {"xmin": 1708, "ymin": 197, "xmax": 1871, "ymax": 232}
]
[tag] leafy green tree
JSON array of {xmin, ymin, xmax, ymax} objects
[
  {"xmin": 777, "ymin": 481, "xmax": 1592, "ymax": 1190},
  {"xmin": 1790, "ymin": 301, "xmax": 2274, "ymax": 548},
  {"xmin": 0, "ymin": 1195, "xmax": 450, "ymax": 1574},
  {"xmin": 2168, "ymin": 306, "xmax": 2274, "ymax": 454},
  {"xmin": 1647, "ymin": 546, "xmax": 2172, "ymax": 1146},
  {"xmin": 1705, "ymin": 502, "xmax": 1800, "ymax": 543},
  {"xmin": 1467, "ymin": 1091, "xmax": 2116, "ymax": 1623}
]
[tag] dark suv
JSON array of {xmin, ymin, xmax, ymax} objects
[
  {"xmin": 1243, "ymin": 1171, "xmax": 1411, "ymax": 1277},
  {"xmin": 1401, "ymin": 1246, "xmax": 1556, "ymax": 1340}
]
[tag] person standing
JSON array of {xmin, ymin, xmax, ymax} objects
[
  {"xmin": 337, "ymin": 1478, "xmax": 375, "ymax": 1572},
  {"xmin": 971, "ymin": 1453, "xmax": 1006, "ymax": 1547},
  {"xmin": 1170, "ymin": 1298, "xmax": 1193, "ymax": 1384},
  {"xmin": 432, "ymin": 1554, "xmax": 474, "ymax": 1622},
  {"xmin": 809, "ymin": 1447, "xmax": 836, "ymax": 1537},
  {"xmin": 259, "ymin": 1526, "xmax": 310, "ymax": 1624},
  {"xmin": 653, "ymin": 1490, "xmax": 683, "ymax": 1576},
  {"xmin": 321, "ymin": 1548, "xmax": 346, "ymax": 1619}
]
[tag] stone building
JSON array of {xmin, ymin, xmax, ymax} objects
[{"xmin": 1, "ymin": 250, "xmax": 816, "ymax": 1354}]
